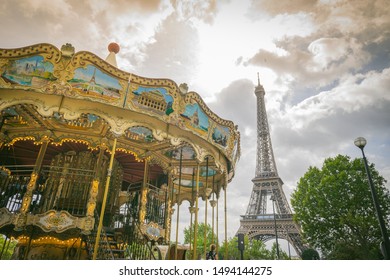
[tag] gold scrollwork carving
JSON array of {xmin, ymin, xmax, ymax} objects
[
  {"xmin": 139, "ymin": 187, "xmax": 149, "ymax": 223},
  {"xmin": 19, "ymin": 173, "xmax": 38, "ymax": 214},
  {"xmin": 141, "ymin": 221, "xmax": 165, "ymax": 242},
  {"xmin": 86, "ymin": 179, "xmax": 99, "ymax": 217},
  {"xmin": 44, "ymin": 81, "xmax": 73, "ymax": 96},
  {"xmin": 0, "ymin": 208, "xmax": 13, "ymax": 228},
  {"xmin": 34, "ymin": 210, "xmax": 77, "ymax": 233}
]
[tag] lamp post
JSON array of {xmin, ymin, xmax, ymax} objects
[
  {"xmin": 270, "ymin": 195, "xmax": 280, "ymax": 259},
  {"xmin": 354, "ymin": 137, "xmax": 390, "ymax": 260}
]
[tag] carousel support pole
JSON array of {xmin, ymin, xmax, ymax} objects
[
  {"xmin": 204, "ymin": 197, "xmax": 208, "ymax": 259},
  {"xmin": 139, "ymin": 157, "xmax": 150, "ymax": 224},
  {"xmin": 210, "ymin": 174, "xmax": 216, "ymax": 245},
  {"xmin": 174, "ymin": 148, "xmax": 183, "ymax": 260},
  {"xmin": 216, "ymin": 194, "xmax": 219, "ymax": 254},
  {"xmin": 189, "ymin": 170, "xmax": 195, "ymax": 252},
  {"xmin": 193, "ymin": 164, "xmax": 200, "ymax": 260},
  {"xmin": 165, "ymin": 174, "xmax": 173, "ymax": 242},
  {"xmin": 85, "ymin": 141, "xmax": 107, "ymax": 230},
  {"xmin": 203, "ymin": 158, "xmax": 210, "ymax": 259},
  {"xmin": 93, "ymin": 138, "xmax": 117, "ymax": 260},
  {"xmin": 76, "ymin": 238, "xmax": 83, "ymax": 260},
  {"xmin": 189, "ymin": 205, "xmax": 194, "ymax": 251},
  {"xmin": 20, "ymin": 135, "xmax": 50, "ymax": 259},
  {"xmin": 19, "ymin": 135, "xmax": 50, "ymax": 215},
  {"xmin": 224, "ymin": 186, "xmax": 228, "ymax": 260},
  {"xmin": 168, "ymin": 173, "xmax": 175, "ymax": 243},
  {"xmin": 163, "ymin": 177, "xmax": 169, "ymax": 240}
]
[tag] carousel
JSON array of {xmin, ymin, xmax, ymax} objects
[{"xmin": 0, "ymin": 43, "xmax": 240, "ymax": 260}]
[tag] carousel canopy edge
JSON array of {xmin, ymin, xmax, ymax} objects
[{"xmin": 0, "ymin": 43, "xmax": 240, "ymax": 168}]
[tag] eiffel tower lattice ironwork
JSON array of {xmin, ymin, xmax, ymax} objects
[{"xmin": 237, "ymin": 75, "xmax": 306, "ymax": 257}]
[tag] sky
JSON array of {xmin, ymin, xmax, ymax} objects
[{"xmin": 1, "ymin": 0, "xmax": 390, "ymax": 256}]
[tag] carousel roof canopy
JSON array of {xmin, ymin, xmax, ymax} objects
[{"xmin": 0, "ymin": 43, "xmax": 240, "ymax": 193}]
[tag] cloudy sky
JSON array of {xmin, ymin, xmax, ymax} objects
[{"xmin": 2, "ymin": 0, "xmax": 389, "ymax": 254}]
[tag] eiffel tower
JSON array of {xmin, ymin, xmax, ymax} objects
[{"xmin": 237, "ymin": 75, "xmax": 306, "ymax": 257}]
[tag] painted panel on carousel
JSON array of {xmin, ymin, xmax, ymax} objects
[
  {"xmin": 52, "ymin": 112, "xmax": 101, "ymax": 129},
  {"xmin": 173, "ymin": 178, "xmax": 203, "ymax": 188},
  {"xmin": 165, "ymin": 145, "xmax": 196, "ymax": 160},
  {"xmin": 1, "ymin": 55, "xmax": 56, "ymax": 87},
  {"xmin": 131, "ymin": 86, "xmax": 174, "ymax": 116},
  {"xmin": 179, "ymin": 167, "xmax": 195, "ymax": 175},
  {"xmin": 212, "ymin": 124, "xmax": 230, "ymax": 148},
  {"xmin": 68, "ymin": 65, "xmax": 122, "ymax": 100},
  {"xmin": 1, "ymin": 107, "xmax": 28, "ymax": 127},
  {"xmin": 200, "ymin": 166, "xmax": 217, "ymax": 177},
  {"xmin": 173, "ymin": 166, "xmax": 218, "ymax": 180},
  {"xmin": 125, "ymin": 126, "xmax": 155, "ymax": 142},
  {"xmin": 180, "ymin": 103, "xmax": 209, "ymax": 136}
]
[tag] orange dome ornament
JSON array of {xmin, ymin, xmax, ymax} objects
[{"xmin": 108, "ymin": 42, "xmax": 120, "ymax": 54}]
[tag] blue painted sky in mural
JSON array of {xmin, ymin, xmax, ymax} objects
[
  {"xmin": 128, "ymin": 126, "xmax": 154, "ymax": 142},
  {"xmin": 73, "ymin": 65, "xmax": 121, "ymax": 90},
  {"xmin": 12, "ymin": 55, "xmax": 54, "ymax": 73},
  {"xmin": 133, "ymin": 86, "xmax": 173, "ymax": 104},
  {"xmin": 183, "ymin": 103, "xmax": 209, "ymax": 130}
]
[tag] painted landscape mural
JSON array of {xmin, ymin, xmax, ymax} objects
[
  {"xmin": 131, "ymin": 86, "xmax": 174, "ymax": 116},
  {"xmin": 68, "ymin": 65, "xmax": 121, "ymax": 99},
  {"xmin": 165, "ymin": 145, "xmax": 196, "ymax": 160},
  {"xmin": 125, "ymin": 126, "xmax": 155, "ymax": 142},
  {"xmin": 180, "ymin": 103, "xmax": 209, "ymax": 136},
  {"xmin": 1, "ymin": 55, "xmax": 56, "ymax": 87},
  {"xmin": 212, "ymin": 124, "xmax": 230, "ymax": 147}
]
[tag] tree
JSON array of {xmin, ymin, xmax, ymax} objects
[
  {"xmin": 183, "ymin": 223, "xmax": 215, "ymax": 259},
  {"xmin": 291, "ymin": 155, "xmax": 390, "ymax": 259},
  {"xmin": 0, "ymin": 235, "xmax": 17, "ymax": 260},
  {"xmin": 301, "ymin": 248, "xmax": 320, "ymax": 260},
  {"xmin": 218, "ymin": 235, "xmax": 289, "ymax": 260}
]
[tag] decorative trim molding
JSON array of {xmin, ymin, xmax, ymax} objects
[
  {"xmin": 0, "ymin": 208, "xmax": 13, "ymax": 228},
  {"xmin": 140, "ymin": 221, "xmax": 165, "ymax": 242}
]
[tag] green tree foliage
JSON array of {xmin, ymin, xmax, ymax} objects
[
  {"xmin": 301, "ymin": 248, "xmax": 320, "ymax": 260},
  {"xmin": 218, "ymin": 235, "xmax": 289, "ymax": 260},
  {"xmin": 0, "ymin": 235, "xmax": 17, "ymax": 260},
  {"xmin": 183, "ymin": 223, "xmax": 216, "ymax": 259},
  {"xmin": 291, "ymin": 155, "xmax": 390, "ymax": 259}
]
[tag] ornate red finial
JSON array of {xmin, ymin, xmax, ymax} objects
[{"xmin": 108, "ymin": 42, "xmax": 120, "ymax": 54}]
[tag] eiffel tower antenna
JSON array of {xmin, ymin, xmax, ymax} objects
[{"xmin": 237, "ymin": 75, "xmax": 306, "ymax": 257}]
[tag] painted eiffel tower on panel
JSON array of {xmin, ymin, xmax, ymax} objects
[{"xmin": 237, "ymin": 75, "xmax": 306, "ymax": 257}]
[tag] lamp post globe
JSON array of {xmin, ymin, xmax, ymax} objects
[{"xmin": 354, "ymin": 137, "xmax": 367, "ymax": 149}]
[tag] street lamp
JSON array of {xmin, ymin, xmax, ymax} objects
[
  {"xmin": 270, "ymin": 195, "xmax": 280, "ymax": 259},
  {"xmin": 354, "ymin": 137, "xmax": 390, "ymax": 259}
]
